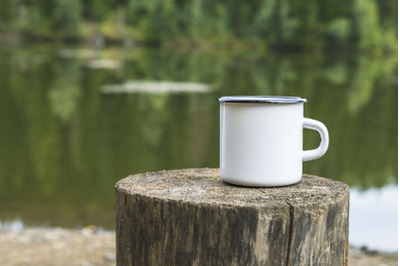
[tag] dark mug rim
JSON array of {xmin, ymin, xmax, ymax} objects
[{"xmin": 218, "ymin": 95, "xmax": 307, "ymax": 104}]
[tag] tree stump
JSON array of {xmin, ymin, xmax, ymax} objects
[{"xmin": 115, "ymin": 168, "xmax": 349, "ymax": 266}]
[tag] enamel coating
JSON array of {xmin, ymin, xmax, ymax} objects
[{"xmin": 219, "ymin": 96, "xmax": 329, "ymax": 187}]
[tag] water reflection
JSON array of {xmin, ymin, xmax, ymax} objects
[
  {"xmin": 48, "ymin": 58, "xmax": 82, "ymax": 122},
  {"xmin": 102, "ymin": 81, "xmax": 212, "ymax": 94},
  {"xmin": 350, "ymin": 185, "xmax": 398, "ymax": 252},
  {"xmin": 0, "ymin": 46, "xmax": 396, "ymax": 233}
]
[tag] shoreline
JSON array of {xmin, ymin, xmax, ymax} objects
[{"xmin": 0, "ymin": 226, "xmax": 397, "ymax": 266}]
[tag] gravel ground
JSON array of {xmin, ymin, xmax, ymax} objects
[{"xmin": 0, "ymin": 227, "xmax": 397, "ymax": 266}]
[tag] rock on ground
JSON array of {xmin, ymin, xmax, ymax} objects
[{"xmin": 0, "ymin": 227, "xmax": 397, "ymax": 266}]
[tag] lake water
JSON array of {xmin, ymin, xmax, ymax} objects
[{"xmin": 0, "ymin": 45, "xmax": 397, "ymax": 251}]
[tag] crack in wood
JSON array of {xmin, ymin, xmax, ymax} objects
[{"xmin": 285, "ymin": 201, "xmax": 294, "ymax": 266}]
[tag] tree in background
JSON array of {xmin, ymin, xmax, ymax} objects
[
  {"xmin": 0, "ymin": 0, "xmax": 396, "ymax": 52},
  {"xmin": 52, "ymin": 0, "xmax": 82, "ymax": 39}
]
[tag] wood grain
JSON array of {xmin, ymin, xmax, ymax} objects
[{"xmin": 116, "ymin": 168, "xmax": 349, "ymax": 265}]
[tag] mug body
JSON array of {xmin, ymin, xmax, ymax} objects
[{"xmin": 219, "ymin": 97, "xmax": 305, "ymax": 187}]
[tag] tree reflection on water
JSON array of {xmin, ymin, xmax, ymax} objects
[{"xmin": 0, "ymin": 46, "xmax": 396, "ymax": 228}]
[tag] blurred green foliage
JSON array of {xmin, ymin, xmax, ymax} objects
[
  {"xmin": 0, "ymin": 0, "xmax": 397, "ymax": 52},
  {"xmin": 0, "ymin": 46, "xmax": 396, "ymax": 227}
]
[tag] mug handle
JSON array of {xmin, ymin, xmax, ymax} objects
[{"xmin": 302, "ymin": 118, "xmax": 329, "ymax": 162}]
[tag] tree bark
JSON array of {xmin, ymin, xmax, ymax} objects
[{"xmin": 116, "ymin": 168, "xmax": 349, "ymax": 265}]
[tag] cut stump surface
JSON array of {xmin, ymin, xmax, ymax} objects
[{"xmin": 116, "ymin": 168, "xmax": 349, "ymax": 265}]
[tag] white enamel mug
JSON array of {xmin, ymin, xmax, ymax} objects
[{"xmin": 219, "ymin": 96, "xmax": 329, "ymax": 187}]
